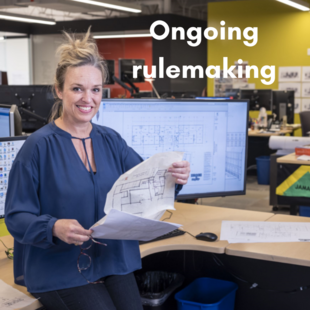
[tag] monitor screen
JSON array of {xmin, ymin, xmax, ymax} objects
[
  {"xmin": 0, "ymin": 106, "xmax": 10, "ymax": 138},
  {"xmin": 119, "ymin": 59, "xmax": 145, "ymax": 83},
  {"xmin": 272, "ymin": 90, "xmax": 294, "ymax": 124},
  {"xmin": 240, "ymin": 89, "xmax": 272, "ymax": 111},
  {"xmin": 105, "ymin": 60, "xmax": 115, "ymax": 85},
  {"xmin": 93, "ymin": 99, "xmax": 249, "ymax": 199},
  {"xmin": 0, "ymin": 85, "xmax": 54, "ymax": 132},
  {"xmin": 225, "ymin": 88, "xmax": 240, "ymax": 99},
  {"xmin": 102, "ymin": 88, "xmax": 111, "ymax": 99},
  {"xmin": 0, "ymin": 136, "xmax": 27, "ymax": 218},
  {"xmin": 196, "ymin": 97, "xmax": 232, "ymax": 100}
]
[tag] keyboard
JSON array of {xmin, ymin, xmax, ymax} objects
[{"xmin": 139, "ymin": 229, "xmax": 186, "ymax": 245}]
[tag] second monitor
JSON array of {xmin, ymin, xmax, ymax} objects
[
  {"xmin": 93, "ymin": 99, "xmax": 249, "ymax": 200},
  {"xmin": 0, "ymin": 85, "xmax": 54, "ymax": 132},
  {"xmin": 0, "ymin": 104, "xmax": 22, "ymax": 137},
  {"xmin": 105, "ymin": 60, "xmax": 115, "ymax": 85},
  {"xmin": 240, "ymin": 89, "xmax": 273, "ymax": 111},
  {"xmin": 272, "ymin": 90, "xmax": 294, "ymax": 124},
  {"xmin": 119, "ymin": 59, "xmax": 145, "ymax": 84}
]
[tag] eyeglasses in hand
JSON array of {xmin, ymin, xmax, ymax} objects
[{"xmin": 77, "ymin": 237, "xmax": 107, "ymax": 284}]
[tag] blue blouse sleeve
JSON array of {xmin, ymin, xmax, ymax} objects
[
  {"xmin": 175, "ymin": 184, "xmax": 183, "ymax": 197},
  {"xmin": 5, "ymin": 157, "xmax": 57, "ymax": 249}
]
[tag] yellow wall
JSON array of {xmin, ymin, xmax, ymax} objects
[
  {"xmin": 207, "ymin": 0, "xmax": 310, "ymax": 136},
  {"xmin": 0, "ymin": 218, "xmax": 9, "ymax": 237}
]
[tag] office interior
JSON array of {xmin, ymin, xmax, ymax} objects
[{"xmin": 1, "ymin": 1, "xmax": 310, "ymax": 310}]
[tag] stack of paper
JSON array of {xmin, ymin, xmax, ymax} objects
[
  {"xmin": 91, "ymin": 152, "xmax": 183, "ymax": 241},
  {"xmin": 0, "ymin": 279, "xmax": 36, "ymax": 310},
  {"xmin": 297, "ymin": 155, "xmax": 310, "ymax": 161},
  {"xmin": 220, "ymin": 221, "xmax": 310, "ymax": 243}
]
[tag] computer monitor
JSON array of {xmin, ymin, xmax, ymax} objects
[
  {"xmin": 119, "ymin": 59, "xmax": 145, "ymax": 83},
  {"xmin": 196, "ymin": 97, "xmax": 232, "ymax": 100},
  {"xmin": 102, "ymin": 88, "xmax": 111, "ymax": 99},
  {"xmin": 159, "ymin": 91, "xmax": 198, "ymax": 99},
  {"xmin": 224, "ymin": 89, "xmax": 240, "ymax": 99},
  {"xmin": 105, "ymin": 60, "xmax": 115, "ymax": 85},
  {"xmin": 0, "ymin": 85, "xmax": 54, "ymax": 132},
  {"xmin": 272, "ymin": 90, "xmax": 294, "ymax": 124},
  {"xmin": 92, "ymin": 99, "xmax": 249, "ymax": 199},
  {"xmin": 0, "ymin": 104, "xmax": 22, "ymax": 137},
  {"xmin": 0, "ymin": 135, "xmax": 28, "ymax": 218},
  {"xmin": 240, "ymin": 89, "xmax": 273, "ymax": 111},
  {"xmin": 0, "ymin": 72, "xmax": 8, "ymax": 85}
]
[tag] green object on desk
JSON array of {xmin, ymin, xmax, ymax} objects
[
  {"xmin": 277, "ymin": 165, "xmax": 310, "ymax": 197},
  {"xmin": 283, "ymin": 172, "xmax": 310, "ymax": 197}
]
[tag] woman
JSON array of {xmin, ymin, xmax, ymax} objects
[{"xmin": 5, "ymin": 28, "xmax": 190, "ymax": 310}]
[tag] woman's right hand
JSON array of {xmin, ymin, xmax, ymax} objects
[{"xmin": 52, "ymin": 219, "xmax": 93, "ymax": 246}]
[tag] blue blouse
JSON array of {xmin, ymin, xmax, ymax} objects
[{"xmin": 5, "ymin": 122, "xmax": 182, "ymax": 293}]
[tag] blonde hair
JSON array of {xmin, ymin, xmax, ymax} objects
[{"xmin": 49, "ymin": 27, "xmax": 107, "ymax": 121}]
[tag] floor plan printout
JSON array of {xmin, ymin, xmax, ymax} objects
[
  {"xmin": 104, "ymin": 151, "xmax": 184, "ymax": 219},
  {"xmin": 220, "ymin": 221, "xmax": 310, "ymax": 243},
  {"xmin": 91, "ymin": 209, "xmax": 181, "ymax": 241},
  {"xmin": 90, "ymin": 152, "xmax": 183, "ymax": 241},
  {"xmin": 93, "ymin": 99, "xmax": 247, "ymax": 197}
]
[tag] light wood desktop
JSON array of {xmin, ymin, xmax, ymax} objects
[
  {"xmin": 225, "ymin": 214, "xmax": 310, "ymax": 267},
  {"xmin": 0, "ymin": 236, "xmax": 42, "ymax": 310},
  {"xmin": 248, "ymin": 129, "xmax": 292, "ymax": 137},
  {"xmin": 277, "ymin": 152, "xmax": 310, "ymax": 165},
  {"xmin": 140, "ymin": 203, "xmax": 274, "ymax": 258}
]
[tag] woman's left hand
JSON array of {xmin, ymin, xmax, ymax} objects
[{"xmin": 168, "ymin": 161, "xmax": 191, "ymax": 185}]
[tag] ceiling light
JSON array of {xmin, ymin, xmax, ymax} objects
[
  {"xmin": 0, "ymin": 12, "xmax": 56, "ymax": 25},
  {"xmin": 276, "ymin": 0, "xmax": 310, "ymax": 11},
  {"xmin": 0, "ymin": 37, "xmax": 4, "ymax": 40},
  {"xmin": 71, "ymin": 0, "xmax": 141, "ymax": 13},
  {"xmin": 93, "ymin": 33, "xmax": 151, "ymax": 39}
]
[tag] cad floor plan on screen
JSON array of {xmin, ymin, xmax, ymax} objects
[
  {"xmin": 93, "ymin": 100, "xmax": 247, "ymax": 195},
  {"xmin": 0, "ymin": 139, "xmax": 25, "ymax": 218}
]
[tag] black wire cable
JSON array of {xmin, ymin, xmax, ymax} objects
[
  {"xmin": 184, "ymin": 230, "xmax": 196, "ymax": 238},
  {"xmin": 161, "ymin": 211, "xmax": 196, "ymax": 238},
  {"xmin": 0, "ymin": 239, "xmax": 14, "ymax": 260},
  {"xmin": 161, "ymin": 211, "xmax": 310, "ymax": 294},
  {"xmin": 212, "ymin": 254, "xmax": 310, "ymax": 294},
  {"xmin": 161, "ymin": 210, "xmax": 173, "ymax": 221}
]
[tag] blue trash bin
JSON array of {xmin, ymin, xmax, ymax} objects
[
  {"xmin": 299, "ymin": 206, "xmax": 310, "ymax": 217},
  {"xmin": 175, "ymin": 277, "xmax": 238, "ymax": 310},
  {"xmin": 256, "ymin": 156, "xmax": 270, "ymax": 185}
]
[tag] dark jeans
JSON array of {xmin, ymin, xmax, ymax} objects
[{"xmin": 32, "ymin": 273, "xmax": 143, "ymax": 310}]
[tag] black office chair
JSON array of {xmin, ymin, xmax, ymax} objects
[{"xmin": 299, "ymin": 111, "xmax": 310, "ymax": 136}]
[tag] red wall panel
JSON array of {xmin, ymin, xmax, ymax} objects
[{"xmin": 96, "ymin": 37, "xmax": 153, "ymax": 98}]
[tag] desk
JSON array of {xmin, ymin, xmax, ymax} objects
[
  {"xmin": 247, "ymin": 129, "xmax": 293, "ymax": 169},
  {"xmin": 277, "ymin": 152, "xmax": 309, "ymax": 165},
  {"xmin": 140, "ymin": 203, "xmax": 273, "ymax": 258},
  {"xmin": 0, "ymin": 236, "xmax": 42, "ymax": 310},
  {"xmin": 248, "ymin": 129, "xmax": 293, "ymax": 137},
  {"xmin": 2, "ymin": 203, "xmax": 310, "ymax": 310},
  {"xmin": 276, "ymin": 153, "xmax": 310, "ymax": 214},
  {"xmin": 226, "ymin": 214, "xmax": 310, "ymax": 267},
  {"xmin": 140, "ymin": 204, "xmax": 310, "ymax": 310}
]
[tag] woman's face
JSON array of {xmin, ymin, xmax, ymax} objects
[{"xmin": 56, "ymin": 65, "xmax": 103, "ymax": 125}]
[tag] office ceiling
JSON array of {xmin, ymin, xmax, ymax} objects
[{"xmin": 0, "ymin": 0, "xmax": 249, "ymax": 23}]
